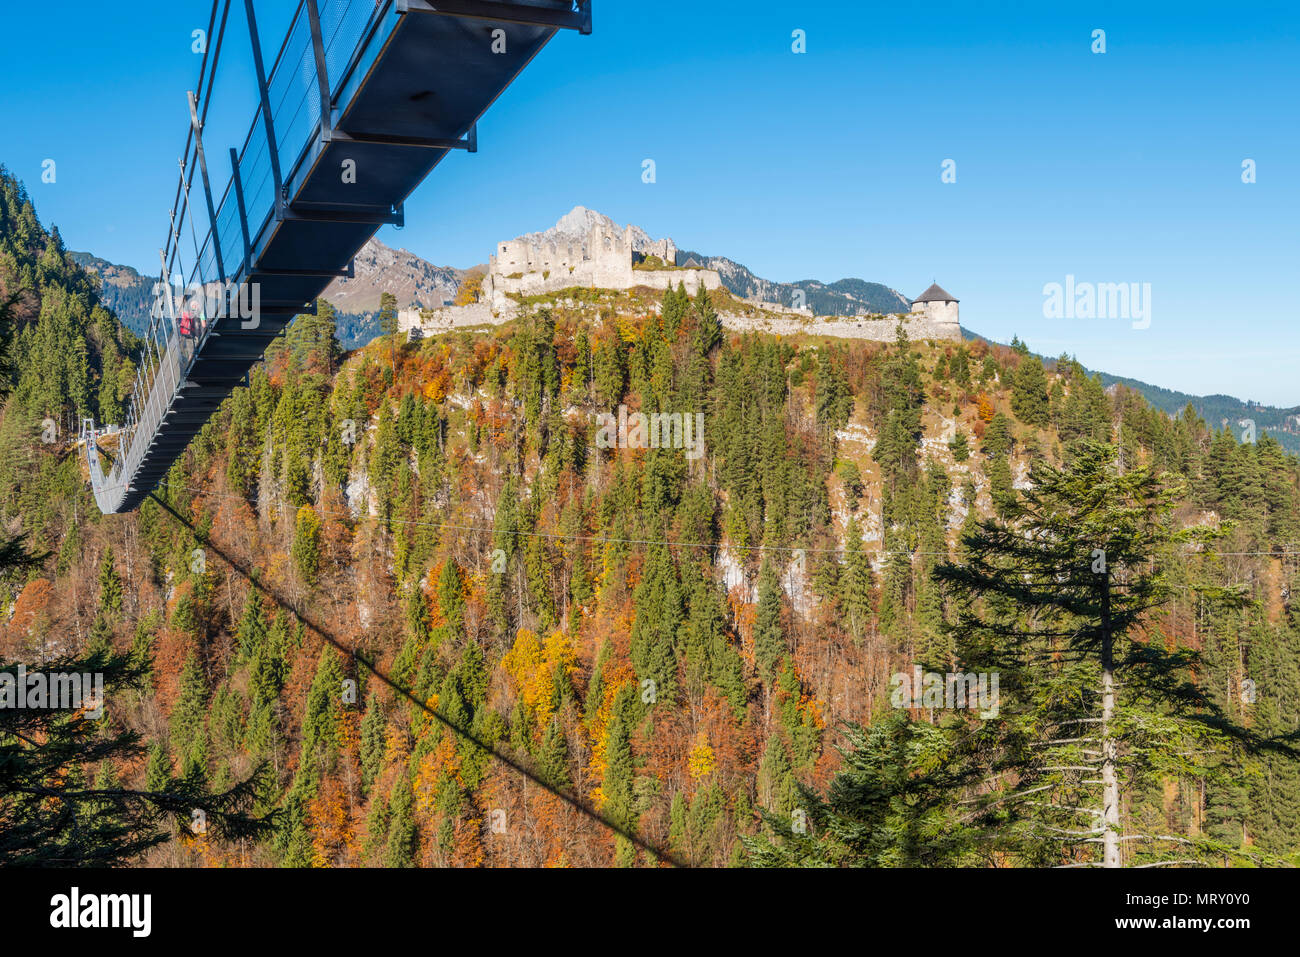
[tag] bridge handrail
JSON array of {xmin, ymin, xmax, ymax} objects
[{"xmin": 91, "ymin": 1, "xmax": 393, "ymax": 508}]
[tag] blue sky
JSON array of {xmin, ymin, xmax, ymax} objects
[{"xmin": 1, "ymin": 1, "xmax": 1297, "ymax": 403}]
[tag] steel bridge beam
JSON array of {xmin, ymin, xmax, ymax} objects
[
  {"xmin": 324, "ymin": 127, "xmax": 477, "ymax": 153},
  {"xmin": 279, "ymin": 203, "xmax": 404, "ymax": 226},
  {"xmin": 396, "ymin": 0, "xmax": 592, "ymax": 34}
]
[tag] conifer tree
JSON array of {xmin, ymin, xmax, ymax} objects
[
  {"xmin": 378, "ymin": 291, "xmax": 398, "ymax": 368},
  {"xmin": 170, "ymin": 652, "xmax": 209, "ymax": 777},
  {"xmin": 358, "ymin": 691, "xmax": 382, "ymax": 795},
  {"xmin": 537, "ymin": 717, "xmax": 572, "ymax": 791},
  {"xmin": 1010, "ymin": 354, "xmax": 1050, "ymax": 426},
  {"xmin": 934, "ymin": 442, "xmax": 1279, "ymax": 866},
  {"xmin": 753, "ymin": 558, "xmax": 787, "ymax": 684},
  {"xmin": 436, "ymin": 560, "xmax": 465, "ymax": 636},
  {"xmin": 841, "ymin": 517, "xmax": 874, "ymax": 641},
  {"xmin": 1, "ymin": 652, "xmax": 272, "ymax": 865},
  {"xmin": 291, "ymin": 504, "xmax": 322, "ymax": 589},
  {"xmin": 629, "ymin": 544, "xmax": 682, "ymax": 703},
  {"xmin": 692, "ymin": 285, "xmax": 721, "ymax": 355},
  {"xmin": 235, "ymin": 590, "xmax": 267, "ymax": 663},
  {"xmin": 601, "ymin": 685, "xmax": 638, "ymax": 866},
  {"xmin": 744, "ymin": 714, "xmax": 972, "ymax": 867},
  {"xmin": 384, "ymin": 774, "xmax": 418, "ymax": 867}
]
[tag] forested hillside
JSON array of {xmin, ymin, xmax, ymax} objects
[
  {"xmin": 0, "ymin": 171, "xmax": 138, "ymax": 429},
  {"xmin": 67, "ymin": 251, "xmax": 155, "ymax": 338},
  {"xmin": 3, "ymin": 169, "xmax": 1299, "ymax": 867}
]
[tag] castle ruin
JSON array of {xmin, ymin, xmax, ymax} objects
[
  {"xmin": 399, "ymin": 217, "xmax": 722, "ymax": 335},
  {"xmin": 397, "ymin": 209, "xmax": 960, "ymax": 345},
  {"xmin": 481, "ymin": 218, "xmax": 721, "ymax": 309}
]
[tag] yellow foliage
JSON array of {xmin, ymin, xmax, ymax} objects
[
  {"xmin": 454, "ymin": 272, "xmax": 484, "ymax": 306},
  {"xmin": 687, "ymin": 730, "xmax": 716, "ymax": 781},
  {"xmin": 384, "ymin": 724, "xmax": 412, "ymax": 766},
  {"xmin": 585, "ymin": 664, "xmax": 634, "ymax": 788},
  {"xmin": 500, "ymin": 628, "xmax": 577, "ymax": 737}
]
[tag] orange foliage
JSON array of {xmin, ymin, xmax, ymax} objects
[
  {"xmin": 309, "ymin": 774, "xmax": 361, "ymax": 866},
  {"xmin": 7, "ymin": 578, "xmax": 53, "ymax": 638}
]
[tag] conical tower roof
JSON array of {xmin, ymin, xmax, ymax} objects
[{"xmin": 912, "ymin": 282, "xmax": 957, "ymax": 304}]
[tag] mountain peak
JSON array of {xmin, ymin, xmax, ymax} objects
[
  {"xmin": 520, "ymin": 206, "xmax": 662, "ymax": 253},
  {"xmin": 321, "ymin": 237, "xmax": 466, "ymax": 313},
  {"xmin": 552, "ymin": 205, "xmax": 612, "ymax": 237}
]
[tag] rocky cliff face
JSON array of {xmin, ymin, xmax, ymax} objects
[
  {"xmin": 518, "ymin": 205, "xmax": 663, "ymax": 254},
  {"xmin": 321, "ymin": 238, "xmax": 468, "ymax": 313}
]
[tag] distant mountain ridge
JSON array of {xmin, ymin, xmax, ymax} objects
[
  {"xmin": 963, "ymin": 327, "xmax": 1300, "ymax": 454},
  {"xmin": 75, "ymin": 239, "xmax": 470, "ymax": 350},
  {"xmin": 320, "ymin": 238, "xmax": 471, "ymax": 350},
  {"xmin": 677, "ymin": 248, "xmax": 912, "ymax": 316},
  {"xmin": 1091, "ymin": 370, "xmax": 1300, "ymax": 453},
  {"xmin": 68, "ymin": 251, "xmax": 154, "ymax": 336}
]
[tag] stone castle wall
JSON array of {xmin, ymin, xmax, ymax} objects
[
  {"xmin": 400, "ymin": 301, "xmax": 961, "ymax": 345},
  {"xmin": 398, "ymin": 302, "xmax": 499, "ymax": 335},
  {"xmin": 720, "ymin": 311, "xmax": 961, "ymax": 342},
  {"xmin": 481, "ymin": 220, "xmax": 719, "ymax": 311}
]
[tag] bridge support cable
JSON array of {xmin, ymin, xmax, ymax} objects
[
  {"xmin": 188, "ymin": 91, "xmax": 227, "ymax": 285},
  {"xmin": 306, "ymin": 0, "xmax": 335, "ymax": 138}
]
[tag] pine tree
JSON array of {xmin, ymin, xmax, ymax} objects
[
  {"xmin": 291, "ymin": 504, "xmax": 322, "ymax": 588},
  {"xmin": 601, "ymin": 685, "xmax": 638, "ymax": 865},
  {"xmin": 629, "ymin": 544, "xmax": 682, "ymax": 703},
  {"xmin": 378, "ymin": 291, "xmax": 398, "ymax": 369},
  {"xmin": 692, "ymin": 285, "xmax": 721, "ymax": 355},
  {"xmin": 436, "ymin": 559, "xmax": 465, "ymax": 635},
  {"xmin": 96, "ymin": 546, "xmax": 123, "ymax": 617},
  {"xmin": 236, "ymin": 590, "xmax": 268, "ymax": 662},
  {"xmin": 384, "ymin": 774, "xmax": 419, "ymax": 867},
  {"xmin": 299, "ymin": 647, "xmax": 346, "ymax": 783},
  {"xmin": 948, "ymin": 429, "xmax": 970, "ymax": 462},
  {"xmin": 171, "ymin": 652, "xmax": 209, "ymax": 777},
  {"xmin": 841, "ymin": 517, "xmax": 874, "ymax": 642},
  {"xmin": 934, "ymin": 442, "xmax": 1277, "ymax": 866},
  {"xmin": 756, "ymin": 733, "xmax": 797, "ymax": 818},
  {"xmin": 744, "ymin": 715, "xmax": 972, "ymax": 866},
  {"xmin": 1, "ymin": 652, "xmax": 271, "ymax": 865},
  {"xmin": 1010, "ymin": 354, "xmax": 1050, "ymax": 427},
  {"xmin": 360, "ymin": 693, "xmax": 386, "ymax": 795},
  {"xmin": 754, "ymin": 558, "xmax": 787, "ymax": 684},
  {"xmin": 537, "ymin": 717, "xmax": 572, "ymax": 791}
]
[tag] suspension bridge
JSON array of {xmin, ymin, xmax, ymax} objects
[{"xmin": 80, "ymin": 0, "xmax": 591, "ymax": 514}]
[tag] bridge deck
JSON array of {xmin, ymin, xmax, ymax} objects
[{"xmin": 83, "ymin": 0, "xmax": 590, "ymax": 513}]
